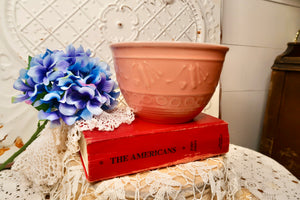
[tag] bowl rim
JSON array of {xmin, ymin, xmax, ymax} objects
[{"xmin": 110, "ymin": 41, "xmax": 229, "ymax": 51}]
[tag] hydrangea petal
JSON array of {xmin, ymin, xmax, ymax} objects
[
  {"xmin": 19, "ymin": 68, "xmax": 28, "ymax": 79},
  {"xmin": 38, "ymin": 110, "xmax": 60, "ymax": 121},
  {"xmin": 102, "ymin": 93, "xmax": 111, "ymax": 105},
  {"xmin": 66, "ymin": 91, "xmax": 81, "ymax": 104},
  {"xmin": 87, "ymin": 100, "xmax": 103, "ymax": 115},
  {"xmin": 57, "ymin": 76, "xmax": 71, "ymax": 87},
  {"xmin": 102, "ymin": 99, "xmax": 118, "ymax": 111},
  {"xmin": 80, "ymin": 57, "xmax": 89, "ymax": 69},
  {"xmin": 33, "ymin": 100, "xmax": 42, "ymax": 108},
  {"xmin": 42, "ymin": 49, "xmax": 53, "ymax": 59},
  {"xmin": 65, "ymin": 91, "xmax": 87, "ymax": 109},
  {"xmin": 59, "ymin": 103, "xmax": 77, "ymax": 116},
  {"xmin": 101, "ymin": 79, "xmax": 114, "ymax": 93},
  {"xmin": 77, "ymin": 86, "xmax": 95, "ymax": 98},
  {"xmin": 28, "ymin": 65, "xmax": 46, "ymax": 83},
  {"xmin": 74, "ymin": 100, "xmax": 86, "ymax": 110},
  {"xmin": 26, "ymin": 78, "xmax": 36, "ymax": 87},
  {"xmin": 12, "ymin": 93, "xmax": 29, "ymax": 103},
  {"xmin": 99, "ymin": 61, "xmax": 110, "ymax": 71},
  {"xmin": 86, "ymin": 49, "xmax": 91, "ymax": 57},
  {"xmin": 61, "ymin": 115, "xmax": 78, "ymax": 125},
  {"xmin": 80, "ymin": 108, "xmax": 93, "ymax": 120},
  {"xmin": 28, "ymin": 84, "xmax": 45, "ymax": 99},
  {"xmin": 42, "ymin": 92, "xmax": 61, "ymax": 101},
  {"xmin": 110, "ymin": 91, "xmax": 120, "ymax": 99},
  {"xmin": 43, "ymin": 76, "xmax": 50, "ymax": 85},
  {"xmin": 76, "ymin": 45, "xmax": 84, "ymax": 54},
  {"xmin": 68, "ymin": 62, "xmax": 81, "ymax": 75},
  {"xmin": 30, "ymin": 57, "xmax": 43, "ymax": 67},
  {"xmin": 52, "ymin": 50, "xmax": 65, "ymax": 63},
  {"xmin": 84, "ymin": 72, "xmax": 100, "ymax": 85},
  {"xmin": 98, "ymin": 61, "xmax": 111, "ymax": 76},
  {"xmin": 66, "ymin": 45, "xmax": 76, "ymax": 57},
  {"xmin": 98, "ymin": 72, "xmax": 107, "ymax": 82},
  {"xmin": 55, "ymin": 60, "xmax": 69, "ymax": 72},
  {"xmin": 47, "ymin": 71, "xmax": 65, "ymax": 82},
  {"xmin": 13, "ymin": 78, "xmax": 33, "ymax": 92},
  {"xmin": 110, "ymin": 98, "xmax": 119, "ymax": 108},
  {"xmin": 96, "ymin": 93, "xmax": 108, "ymax": 104},
  {"xmin": 57, "ymin": 75, "xmax": 78, "ymax": 90},
  {"xmin": 49, "ymin": 119, "xmax": 61, "ymax": 127},
  {"xmin": 43, "ymin": 54, "xmax": 52, "ymax": 68}
]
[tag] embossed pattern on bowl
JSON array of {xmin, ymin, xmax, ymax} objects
[{"xmin": 111, "ymin": 42, "xmax": 229, "ymax": 123}]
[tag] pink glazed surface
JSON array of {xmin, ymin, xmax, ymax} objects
[{"xmin": 111, "ymin": 42, "xmax": 229, "ymax": 123}]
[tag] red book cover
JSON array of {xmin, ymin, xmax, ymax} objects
[{"xmin": 79, "ymin": 113, "xmax": 229, "ymax": 182}]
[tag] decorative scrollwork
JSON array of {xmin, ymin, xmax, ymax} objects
[
  {"xmin": 99, "ymin": 3, "xmax": 139, "ymax": 43},
  {"xmin": 121, "ymin": 90, "xmax": 211, "ymax": 109}
]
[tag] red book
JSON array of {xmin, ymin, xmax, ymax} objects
[{"xmin": 79, "ymin": 113, "xmax": 229, "ymax": 182}]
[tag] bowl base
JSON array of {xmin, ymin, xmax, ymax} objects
[{"xmin": 134, "ymin": 109, "xmax": 203, "ymax": 124}]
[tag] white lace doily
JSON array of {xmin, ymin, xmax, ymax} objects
[
  {"xmin": 0, "ymin": 107, "xmax": 299, "ymax": 200},
  {"xmin": 227, "ymin": 144, "xmax": 300, "ymax": 200}
]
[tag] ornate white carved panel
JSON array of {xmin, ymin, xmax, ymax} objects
[{"xmin": 0, "ymin": 0, "xmax": 221, "ymax": 162}]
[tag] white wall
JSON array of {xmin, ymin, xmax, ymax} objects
[{"xmin": 220, "ymin": 0, "xmax": 300, "ymax": 150}]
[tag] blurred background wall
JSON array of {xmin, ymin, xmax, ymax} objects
[{"xmin": 220, "ymin": 0, "xmax": 300, "ymax": 150}]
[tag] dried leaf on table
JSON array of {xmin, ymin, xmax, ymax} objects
[
  {"xmin": 14, "ymin": 137, "xmax": 24, "ymax": 148},
  {"xmin": 0, "ymin": 147, "xmax": 10, "ymax": 156},
  {"xmin": 0, "ymin": 125, "xmax": 8, "ymax": 143}
]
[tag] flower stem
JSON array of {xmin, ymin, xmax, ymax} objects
[{"xmin": 0, "ymin": 120, "xmax": 48, "ymax": 171}]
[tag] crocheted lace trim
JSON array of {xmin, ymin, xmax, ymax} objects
[{"xmin": 0, "ymin": 106, "xmax": 241, "ymax": 200}]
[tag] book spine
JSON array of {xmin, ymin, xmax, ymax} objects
[{"xmin": 85, "ymin": 123, "xmax": 229, "ymax": 182}]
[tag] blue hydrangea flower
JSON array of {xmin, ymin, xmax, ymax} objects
[
  {"xmin": 12, "ymin": 44, "xmax": 120, "ymax": 126},
  {"xmin": 28, "ymin": 49, "xmax": 69, "ymax": 85},
  {"xmin": 12, "ymin": 74, "xmax": 47, "ymax": 105}
]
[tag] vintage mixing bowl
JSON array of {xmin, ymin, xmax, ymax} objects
[{"xmin": 110, "ymin": 42, "xmax": 229, "ymax": 123}]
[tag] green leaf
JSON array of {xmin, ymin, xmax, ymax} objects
[
  {"xmin": 34, "ymin": 103, "xmax": 50, "ymax": 112},
  {"xmin": 27, "ymin": 56, "xmax": 32, "ymax": 69},
  {"xmin": 31, "ymin": 92, "xmax": 49, "ymax": 111}
]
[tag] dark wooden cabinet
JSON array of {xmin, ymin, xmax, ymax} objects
[{"xmin": 260, "ymin": 42, "xmax": 300, "ymax": 179}]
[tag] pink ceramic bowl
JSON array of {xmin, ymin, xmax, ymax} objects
[{"xmin": 110, "ymin": 42, "xmax": 229, "ymax": 123}]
